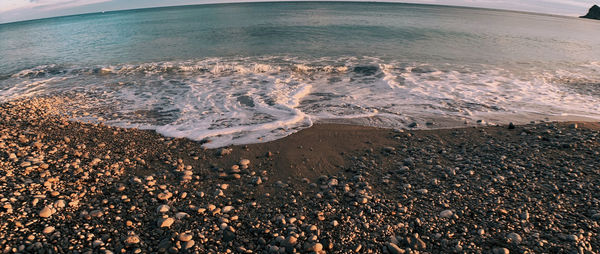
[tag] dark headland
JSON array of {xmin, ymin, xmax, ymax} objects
[
  {"xmin": 580, "ymin": 5, "xmax": 600, "ymax": 20},
  {"xmin": 0, "ymin": 97, "xmax": 599, "ymax": 253}
]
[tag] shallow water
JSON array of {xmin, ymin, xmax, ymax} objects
[{"xmin": 1, "ymin": 2, "xmax": 600, "ymax": 147}]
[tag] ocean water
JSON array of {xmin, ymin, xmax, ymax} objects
[{"xmin": 1, "ymin": 2, "xmax": 600, "ymax": 147}]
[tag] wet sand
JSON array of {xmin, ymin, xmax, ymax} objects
[{"xmin": 0, "ymin": 97, "xmax": 599, "ymax": 253}]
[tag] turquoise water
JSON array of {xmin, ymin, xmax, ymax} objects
[{"xmin": 1, "ymin": 2, "xmax": 600, "ymax": 147}]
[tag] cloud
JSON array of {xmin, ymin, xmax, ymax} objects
[{"xmin": 0, "ymin": 0, "xmax": 111, "ymax": 13}]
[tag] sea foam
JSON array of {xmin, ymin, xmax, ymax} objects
[{"xmin": 1, "ymin": 56, "xmax": 599, "ymax": 147}]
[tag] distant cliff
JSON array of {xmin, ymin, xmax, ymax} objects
[{"xmin": 580, "ymin": 5, "xmax": 600, "ymax": 20}]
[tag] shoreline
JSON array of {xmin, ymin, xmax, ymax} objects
[{"xmin": 0, "ymin": 98, "xmax": 599, "ymax": 253}]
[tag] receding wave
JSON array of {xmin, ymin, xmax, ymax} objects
[{"xmin": 1, "ymin": 56, "xmax": 600, "ymax": 147}]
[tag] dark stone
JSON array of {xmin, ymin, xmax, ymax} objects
[
  {"xmin": 508, "ymin": 122, "xmax": 515, "ymax": 129},
  {"xmin": 580, "ymin": 5, "xmax": 600, "ymax": 20},
  {"xmin": 223, "ymin": 230, "xmax": 236, "ymax": 242}
]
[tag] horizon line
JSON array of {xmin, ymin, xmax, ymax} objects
[{"xmin": 0, "ymin": 0, "xmax": 587, "ymax": 26}]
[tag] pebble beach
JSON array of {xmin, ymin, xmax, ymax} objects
[{"xmin": 0, "ymin": 97, "xmax": 599, "ymax": 253}]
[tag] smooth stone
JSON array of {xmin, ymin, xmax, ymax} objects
[
  {"xmin": 175, "ymin": 212, "xmax": 189, "ymax": 219},
  {"xmin": 222, "ymin": 206, "xmax": 234, "ymax": 213},
  {"xmin": 223, "ymin": 230, "xmax": 236, "ymax": 242},
  {"xmin": 439, "ymin": 210, "xmax": 453, "ymax": 218},
  {"xmin": 407, "ymin": 235, "xmax": 426, "ymax": 250},
  {"xmin": 179, "ymin": 232, "xmax": 193, "ymax": 242},
  {"xmin": 124, "ymin": 235, "xmax": 140, "ymax": 245},
  {"xmin": 42, "ymin": 226, "xmax": 55, "ymax": 234},
  {"xmin": 158, "ymin": 217, "xmax": 175, "ymax": 228},
  {"xmin": 53, "ymin": 200, "xmax": 66, "ymax": 208},
  {"xmin": 90, "ymin": 210, "xmax": 103, "ymax": 217},
  {"xmin": 284, "ymin": 236, "xmax": 297, "ymax": 247},
  {"xmin": 306, "ymin": 243, "xmax": 323, "ymax": 252},
  {"xmin": 386, "ymin": 242, "xmax": 405, "ymax": 254},
  {"xmin": 239, "ymin": 159, "xmax": 250, "ymax": 166},
  {"xmin": 507, "ymin": 232, "xmax": 522, "ymax": 244},
  {"xmin": 183, "ymin": 240, "xmax": 195, "ymax": 249},
  {"xmin": 39, "ymin": 206, "xmax": 53, "ymax": 218},
  {"xmin": 157, "ymin": 192, "xmax": 172, "ymax": 200},
  {"xmin": 493, "ymin": 247, "xmax": 510, "ymax": 254},
  {"xmin": 157, "ymin": 205, "xmax": 170, "ymax": 213}
]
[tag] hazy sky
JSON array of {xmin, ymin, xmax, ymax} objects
[{"xmin": 0, "ymin": 0, "xmax": 597, "ymax": 24}]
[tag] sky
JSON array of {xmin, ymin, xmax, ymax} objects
[{"xmin": 0, "ymin": 0, "xmax": 597, "ymax": 24}]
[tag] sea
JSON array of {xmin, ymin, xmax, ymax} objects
[{"xmin": 1, "ymin": 2, "xmax": 599, "ymax": 147}]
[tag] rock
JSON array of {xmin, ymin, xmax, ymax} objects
[
  {"xmin": 90, "ymin": 210, "xmax": 103, "ymax": 217},
  {"xmin": 251, "ymin": 176, "xmax": 262, "ymax": 185},
  {"xmin": 175, "ymin": 212, "xmax": 189, "ymax": 219},
  {"xmin": 507, "ymin": 232, "xmax": 522, "ymax": 244},
  {"xmin": 407, "ymin": 235, "xmax": 426, "ymax": 250},
  {"xmin": 566, "ymin": 234, "xmax": 578, "ymax": 242},
  {"xmin": 386, "ymin": 242, "xmax": 405, "ymax": 254},
  {"xmin": 183, "ymin": 240, "xmax": 195, "ymax": 249},
  {"xmin": 39, "ymin": 206, "xmax": 53, "ymax": 218},
  {"xmin": 124, "ymin": 235, "xmax": 140, "ymax": 245},
  {"xmin": 239, "ymin": 159, "xmax": 250, "ymax": 166},
  {"xmin": 493, "ymin": 247, "xmax": 510, "ymax": 254},
  {"xmin": 439, "ymin": 209, "xmax": 453, "ymax": 218},
  {"xmin": 158, "ymin": 217, "xmax": 175, "ymax": 228},
  {"xmin": 42, "ymin": 226, "xmax": 55, "ymax": 234},
  {"xmin": 53, "ymin": 200, "xmax": 66, "ymax": 208},
  {"xmin": 92, "ymin": 240, "xmax": 103, "ymax": 248},
  {"xmin": 477, "ymin": 229, "xmax": 485, "ymax": 236},
  {"xmin": 223, "ymin": 230, "xmax": 236, "ymax": 242},
  {"xmin": 520, "ymin": 211, "xmax": 529, "ymax": 220},
  {"xmin": 508, "ymin": 122, "xmax": 515, "ymax": 129},
  {"xmin": 284, "ymin": 236, "xmax": 297, "ymax": 248},
  {"xmin": 157, "ymin": 191, "xmax": 173, "ymax": 200},
  {"xmin": 219, "ymin": 148, "xmax": 232, "ymax": 156},
  {"xmin": 581, "ymin": 5, "xmax": 600, "ymax": 20},
  {"xmin": 383, "ymin": 146, "xmax": 396, "ymax": 153},
  {"xmin": 408, "ymin": 122, "xmax": 418, "ymax": 128},
  {"xmin": 306, "ymin": 243, "xmax": 323, "ymax": 252},
  {"xmin": 179, "ymin": 232, "xmax": 193, "ymax": 242},
  {"xmin": 157, "ymin": 205, "xmax": 170, "ymax": 213},
  {"xmin": 222, "ymin": 206, "xmax": 234, "ymax": 213}
]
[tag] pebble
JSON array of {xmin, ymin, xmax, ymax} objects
[
  {"xmin": 252, "ymin": 176, "xmax": 262, "ymax": 185},
  {"xmin": 284, "ymin": 236, "xmax": 297, "ymax": 248},
  {"xmin": 158, "ymin": 217, "xmax": 175, "ymax": 228},
  {"xmin": 124, "ymin": 235, "xmax": 140, "ymax": 245},
  {"xmin": 493, "ymin": 247, "xmax": 510, "ymax": 254},
  {"xmin": 39, "ymin": 206, "xmax": 53, "ymax": 218},
  {"xmin": 90, "ymin": 210, "xmax": 103, "ymax": 217},
  {"xmin": 507, "ymin": 232, "xmax": 522, "ymax": 244},
  {"xmin": 222, "ymin": 206, "xmax": 234, "ymax": 213},
  {"xmin": 53, "ymin": 199, "xmax": 66, "ymax": 208},
  {"xmin": 183, "ymin": 240, "xmax": 195, "ymax": 249},
  {"xmin": 386, "ymin": 242, "xmax": 405, "ymax": 254},
  {"xmin": 42, "ymin": 226, "xmax": 55, "ymax": 234},
  {"xmin": 179, "ymin": 232, "xmax": 193, "ymax": 242},
  {"xmin": 439, "ymin": 209, "xmax": 453, "ymax": 218},
  {"xmin": 566, "ymin": 234, "xmax": 578, "ymax": 241},
  {"xmin": 306, "ymin": 242, "xmax": 323, "ymax": 252},
  {"xmin": 175, "ymin": 212, "xmax": 189, "ymax": 219},
  {"xmin": 157, "ymin": 204, "xmax": 170, "ymax": 213},
  {"xmin": 239, "ymin": 159, "xmax": 250, "ymax": 166},
  {"xmin": 407, "ymin": 235, "xmax": 426, "ymax": 250},
  {"xmin": 157, "ymin": 191, "xmax": 172, "ymax": 200}
]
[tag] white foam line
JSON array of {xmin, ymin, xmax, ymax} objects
[{"xmin": 156, "ymin": 83, "xmax": 313, "ymax": 147}]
